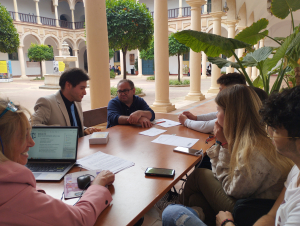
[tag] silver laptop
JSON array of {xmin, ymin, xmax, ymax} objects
[{"xmin": 26, "ymin": 126, "xmax": 79, "ymax": 181}]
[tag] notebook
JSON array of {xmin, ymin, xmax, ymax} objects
[{"xmin": 26, "ymin": 126, "xmax": 79, "ymax": 181}]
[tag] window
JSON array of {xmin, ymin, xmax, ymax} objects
[
  {"xmin": 8, "ymin": 52, "xmax": 18, "ymax": 61},
  {"xmin": 114, "ymin": 51, "xmax": 120, "ymax": 62},
  {"xmin": 183, "ymin": 51, "xmax": 189, "ymax": 61}
]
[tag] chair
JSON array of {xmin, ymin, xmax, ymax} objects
[{"xmin": 83, "ymin": 107, "xmax": 107, "ymax": 128}]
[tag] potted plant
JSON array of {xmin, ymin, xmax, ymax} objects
[{"xmin": 134, "ymin": 58, "xmax": 139, "ymax": 75}]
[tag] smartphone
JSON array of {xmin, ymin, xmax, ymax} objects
[
  {"xmin": 145, "ymin": 167, "xmax": 175, "ymax": 178},
  {"xmin": 173, "ymin": 146, "xmax": 203, "ymax": 156}
]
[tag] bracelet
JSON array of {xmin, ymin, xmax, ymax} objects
[
  {"xmin": 221, "ymin": 219, "xmax": 236, "ymax": 226},
  {"xmin": 221, "ymin": 142, "xmax": 228, "ymax": 147},
  {"xmin": 215, "ymin": 140, "xmax": 222, "ymax": 145}
]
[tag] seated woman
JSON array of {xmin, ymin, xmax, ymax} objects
[
  {"xmin": 0, "ymin": 99, "xmax": 115, "ymax": 225},
  {"xmin": 178, "ymin": 85, "xmax": 293, "ymax": 225}
]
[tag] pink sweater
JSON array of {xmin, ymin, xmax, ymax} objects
[{"xmin": 0, "ymin": 161, "xmax": 112, "ymax": 226}]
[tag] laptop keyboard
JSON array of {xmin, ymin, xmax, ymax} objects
[{"xmin": 26, "ymin": 163, "xmax": 70, "ymax": 172}]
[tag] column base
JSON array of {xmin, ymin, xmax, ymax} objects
[
  {"xmin": 185, "ymin": 93, "xmax": 206, "ymax": 101},
  {"xmin": 137, "ymin": 73, "xmax": 143, "ymax": 77},
  {"xmin": 150, "ymin": 104, "xmax": 176, "ymax": 113},
  {"xmin": 207, "ymin": 87, "xmax": 219, "ymax": 93}
]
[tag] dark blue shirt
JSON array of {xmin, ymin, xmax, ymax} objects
[{"xmin": 107, "ymin": 95, "xmax": 155, "ymax": 128}]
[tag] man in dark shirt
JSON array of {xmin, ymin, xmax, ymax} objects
[
  {"xmin": 107, "ymin": 79, "xmax": 155, "ymax": 128},
  {"xmin": 30, "ymin": 68, "xmax": 100, "ymax": 137}
]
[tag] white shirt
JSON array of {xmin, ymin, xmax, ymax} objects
[
  {"xmin": 184, "ymin": 112, "xmax": 217, "ymax": 134},
  {"xmin": 275, "ymin": 165, "xmax": 300, "ymax": 226}
]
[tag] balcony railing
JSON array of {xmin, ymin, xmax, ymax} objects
[
  {"xmin": 150, "ymin": 4, "xmax": 212, "ymax": 19},
  {"xmin": 75, "ymin": 21, "xmax": 85, "ymax": 29},
  {"xmin": 8, "ymin": 11, "xmax": 84, "ymax": 29}
]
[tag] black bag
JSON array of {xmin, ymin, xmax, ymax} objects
[{"xmin": 233, "ymin": 198, "xmax": 275, "ymax": 226}]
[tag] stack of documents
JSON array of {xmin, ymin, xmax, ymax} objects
[
  {"xmin": 76, "ymin": 151, "xmax": 135, "ymax": 173},
  {"xmin": 152, "ymin": 134, "xmax": 199, "ymax": 148},
  {"xmin": 139, "ymin": 127, "xmax": 167, "ymax": 137},
  {"xmin": 153, "ymin": 119, "xmax": 181, "ymax": 128}
]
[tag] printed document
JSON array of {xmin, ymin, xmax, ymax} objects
[
  {"xmin": 153, "ymin": 119, "xmax": 181, "ymax": 128},
  {"xmin": 77, "ymin": 151, "xmax": 135, "ymax": 172},
  {"xmin": 139, "ymin": 128, "xmax": 167, "ymax": 137},
  {"xmin": 152, "ymin": 134, "xmax": 199, "ymax": 148}
]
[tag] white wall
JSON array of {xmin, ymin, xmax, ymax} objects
[
  {"xmin": 0, "ymin": 0, "xmax": 14, "ymax": 11},
  {"xmin": 74, "ymin": 2, "xmax": 85, "ymax": 22},
  {"xmin": 57, "ymin": 1, "xmax": 72, "ymax": 21}
]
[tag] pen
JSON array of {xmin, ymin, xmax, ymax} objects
[{"xmin": 155, "ymin": 121, "xmax": 166, "ymax": 125}]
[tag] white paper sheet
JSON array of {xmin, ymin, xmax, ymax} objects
[
  {"xmin": 151, "ymin": 134, "xmax": 199, "ymax": 148},
  {"xmin": 76, "ymin": 151, "xmax": 135, "ymax": 173},
  {"xmin": 153, "ymin": 119, "xmax": 181, "ymax": 128},
  {"xmin": 139, "ymin": 128, "xmax": 167, "ymax": 137}
]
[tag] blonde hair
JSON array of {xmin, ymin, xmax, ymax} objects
[
  {"xmin": 0, "ymin": 98, "xmax": 31, "ymax": 163},
  {"xmin": 215, "ymin": 85, "xmax": 293, "ymax": 179}
]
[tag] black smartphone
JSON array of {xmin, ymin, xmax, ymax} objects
[
  {"xmin": 173, "ymin": 146, "xmax": 203, "ymax": 156},
  {"xmin": 145, "ymin": 167, "xmax": 175, "ymax": 178}
]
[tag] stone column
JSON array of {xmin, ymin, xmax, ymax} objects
[
  {"xmin": 208, "ymin": 11, "xmax": 225, "ymax": 93},
  {"xmin": 137, "ymin": 50, "xmax": 143, "ymax": 77},
  {"xmin": 201, "ymin": 52, "xmax": 207, "ymax": 79},
  {"xmin": 151, "ymin": 0, "xmax": 175, "ymax": 113},
  {"xmin": 120, "ymin": 50, "xmax": 124, "ymax": 76},
  {"xmin": 53, "ymin": 2, "xmax": 60, "ymax": 27},
  {"xmin": 74, "ymin": 49, "xmax": 79, "ymax": 68},
  {"xmin": 251, "ymin": 43, "xmax": 258, "ymax": 80},
  {"xmin": 13, "ymin": 0, "xmax": 20, "ymax": 21},
  {"xmin": 180, "ymin": 55, "xmax": 183, "ymax": 79},
  {"xmin": 237, "ymin": 26, "xmax": 246, "ymax": 59},
  {"xmin": 178, "ymin": 0, "xmax": 183, "ymax": 17},
  {"xmin": 18, "ymin": 46, "xmax": 26, "ymax": 79},
  {"xmin": 71, "ymin": 9, "xmax": 75, "ymax": 29},
  {"xmin": 34, "ymin": 0, "xmax": 41, "ymax": 24},
  {"xmin": 226, "ymin": 20, "xmax": 238, "ymax": 73},
  {"xmin": 41, "ymin": 61, "xmax": 46, "ymax": 76},
  {"xmin": 185, "ymin": 0, "xmax": 206, "ymax": 101},
  {"xmin": 246, "ymin": 67, "xmax": 252, "ymax": 81},
  {"xmin": 204, "ymin": 3, "xmax": 208, "ymax": 14},
  {"xmin": 57, "ymin": 48, "xmax": 62, "ymax": 56},
  {"xmin": 260, "ymin": 38, "xmax": 265, "ymax": 48},
  {"xmin": 85, "ymin": 0, "xmax": 111, "ymax": 108}
]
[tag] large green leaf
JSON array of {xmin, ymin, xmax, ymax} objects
[
  {"xmin": 207, "ymin": 57, "xmax": 241, "ymax": 69},
  {"xmin": 267, "ymin": 31, "xmax": 296, "ymax": 70},
  {"xmin": 235, "ymin": 19, "xmax": 269, "ymax": 45},
  {"xmin": 241, "ymin": 47, "xmax": 273, "ymax": 67},
  {"xmin": 253, "ymin": 76, "xmax": 264, "ymax": 89},
  {"xmin": 271, "ymin": 0, "xmax": 300, "ymax": 19},
  {"xmin": 174, "ymin": 30, "xmax": 251, "ymax": 58}
]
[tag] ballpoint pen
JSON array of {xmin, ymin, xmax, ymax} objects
[{"xmin": 155, "ymin": 121, "xmax": 166, "ymax": 125}]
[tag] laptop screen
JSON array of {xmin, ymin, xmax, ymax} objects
[{"xmin": 28, "ymin": 127, "xmax": 78, "ymax": 160}]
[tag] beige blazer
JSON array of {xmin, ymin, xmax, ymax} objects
[{"xmin": 30, "ymin": 91, "xmax": 85, "ymax": 137}]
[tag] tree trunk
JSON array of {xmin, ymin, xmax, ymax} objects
[
  {"xmin": 178, "ymin": 54, "xmax": 180, "ymax": 82},
  {"xmin": 295, "ymin": 67, "xmax": 300, "ymax": 86},
  {"xmin": 40, "ymin": 61, "xmax": 43, "ymax": 78},
  {"xmin": 122, "ymin": 47, "xmax": 127, "ymax": 80}
]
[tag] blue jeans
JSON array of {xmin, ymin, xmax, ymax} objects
[{"xmin": 162, "ymin": 204, "xmax": 207, "ymax": 226}]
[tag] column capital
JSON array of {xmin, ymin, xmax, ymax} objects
[
  {"xmin": 237, "ymin": 25, "xmax": 247, "ymax": 31},
  {"xmin": 225, "ymin": 20, "xmax": 238, "ymax": 26},
  {"xmin": 52, "ymin": 0, "xmax": 58, "ymax": 6},
  {"xmin": 186, "ymin": 0, "xmax": 206, "ymax": 8},
  {"xmin": 210, "ymin": 11, "xmax": 226, "ymax": 19}
]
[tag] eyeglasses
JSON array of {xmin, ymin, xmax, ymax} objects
[
  {"xmin": 117, "ymin": 88, "xmax": 133, "ymax": 95},
  {"xmin": 265, "ymin": 125, "xmax": 299, "ymax": 140},
  {"xmin": 0, "ymin": 101, "xmax": 18, "ymax": 119}
]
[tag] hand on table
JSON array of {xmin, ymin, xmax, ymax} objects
[
  {"xmin": 128, "ymin": 111, "xmax": 142, "ymax": 124},
  {"xmin": 178, "ymin": 114, "xmax": 188, "ymax": 125},
  {"xmin": 138, "ymin": 117, "xmax": 152, "ymax": 128},
  {"xmin": 92, "ymin": 170, "xmax": 115, "ymax": 187},
  {"xmin": 182, "ymin": 111, "xmax": 197, "ymax": 120},
  {"xmin": 84, "ymin": 127, "xmax": 101, "ymax": 135},
  {"xmin": 214, "ymin": 121, "xmax": 227, "ymax": 147},
  {"xmin": 216, "ymin": 211, "xmax": 234, "ymax": 226}
]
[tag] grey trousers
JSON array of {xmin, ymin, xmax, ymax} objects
[{"xmin": 179, "ymin": 168, "xmax": 236, "ymax": 226}]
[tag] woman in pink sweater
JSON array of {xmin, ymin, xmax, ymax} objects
[{"xmin": 0, "ymin": 99, "xmax": 115, "ymax": 226}]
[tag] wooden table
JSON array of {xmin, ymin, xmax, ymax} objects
[{"xmin": 37, "ymin": 113, "xmax": 213, "ymax": 226}]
